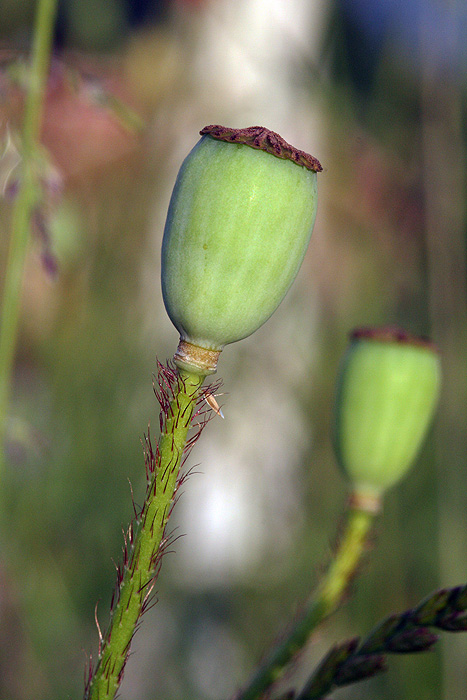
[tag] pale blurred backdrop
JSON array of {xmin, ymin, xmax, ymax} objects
[{"xmin": 0, "ymin": 1, "xmax": 467, "ymax": 699}]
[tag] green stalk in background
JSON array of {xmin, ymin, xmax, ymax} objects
[
  {"xmin": 85, "ymin": 365, "xmax": 205, "ymax": 700},
  {"xmin": 0, "ymin": 0, "xmax": 59, "ymax": 470},
  {"xmin": 237, "ymin": 501, "xmax": 376, "ymax": 700}
]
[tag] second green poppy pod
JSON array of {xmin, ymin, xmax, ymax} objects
[{"xmin": 333, "ymin": 328, "xmax": 441, "ymax": 503}]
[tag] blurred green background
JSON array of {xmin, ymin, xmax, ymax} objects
[{"xmin": 0, "ymin": 1, "xmax": 467, "ymax": 698}]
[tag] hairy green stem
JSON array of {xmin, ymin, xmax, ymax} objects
[
  {"xmin": 0, "ymin": 0, "xmax": 58, "ymax": 467},
  {"xmin": 237, "ymin": 501, "xmax": 376, "ymax": 700},
  {"xmin": 85, "ymin": 367, "xmax": 205, "ymax": 700}
]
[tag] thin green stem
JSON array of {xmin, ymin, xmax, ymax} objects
[
  {"xmin": 85, "ymin": 367, "xmax": 205, "ymax": 700},
  {"xmin": 237, "ymin": 501, "xmax": 376, "ymax": 700},
  {"xmin": 0, "ymin": 0, "xmax": 58, "ymax": 466}
]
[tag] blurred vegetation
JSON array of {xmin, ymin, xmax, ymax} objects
[{"xmin": 0, "ymin": 1, "xmax": 466, "ymax": 699}]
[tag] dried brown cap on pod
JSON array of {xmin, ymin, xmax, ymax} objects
[
  {"xmin": 200, "ymin": 124, "xmax": 322, "ymax": 173},
  {"xmin": 350, "ymin": 327, "xmax": 438, "ymax": 353}
]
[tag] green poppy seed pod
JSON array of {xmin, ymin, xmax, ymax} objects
[
  {"xmin": 333, "ymin": 328, "xmax": 441, "ymax": 507},
  {"xmin": 161, "ymin": 125, "xmax": 322, "ymax": 375}
]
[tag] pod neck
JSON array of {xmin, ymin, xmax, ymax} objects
[{"xmin": 174, "ymin": 339, "xmax": 221, "ymax": 376}]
